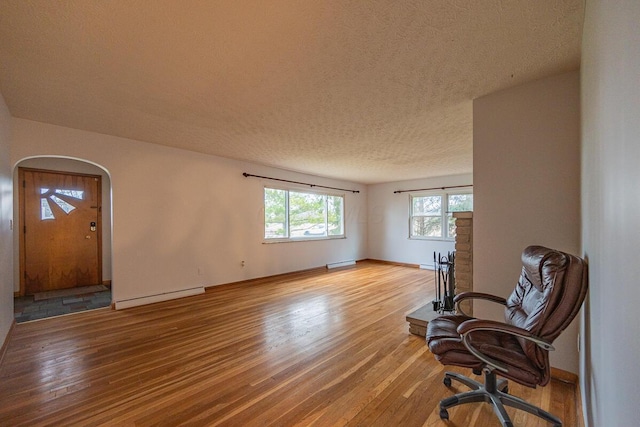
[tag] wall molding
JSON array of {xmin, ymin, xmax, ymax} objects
[
  {"xmin": 365, "ymin": 259, "xmax": 420, "ymax": 269},
  {"xmin": 115, "ymin": 287, "xmax": 204, "ymax": 310},
  {"xmin": 550, "ymin": 367, "xmax": 578, "ymax": 384},
  {"xmin": 0, "ymin": 320, "xmax": 16, "ymax": 366}
]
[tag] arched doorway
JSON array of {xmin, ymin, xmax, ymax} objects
[{"xmin": 12, "ymin": 157, "xmax": 113, "ymax": 322}]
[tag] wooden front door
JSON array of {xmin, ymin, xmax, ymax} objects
[{"xmin": 20, "ymin": 168, "xmax": 102, "ymax": 295}]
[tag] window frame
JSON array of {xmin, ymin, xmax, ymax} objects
[
  {"xmin": 408, "ymin": 190, "xmax": 473, "ymax": 241},
  {"xmin": 263, "ymin": 185, "xmax": 346, "ymax": 243}
]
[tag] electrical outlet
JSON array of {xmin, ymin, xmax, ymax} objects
[
  {"xmin": 197, "ymin": 267, "xmax": 203, "ymax": 276},
  {"xmin": 241, "ymin": 260, "xmax": 245, "ymax": 267}
]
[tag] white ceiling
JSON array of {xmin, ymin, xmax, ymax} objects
[{"xmin": 0, "ymin": 0, "xmax": 583, "ymax": 184}]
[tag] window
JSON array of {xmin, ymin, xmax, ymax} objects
[
  {"xmin": 264, "ymin": 187, "xmax": 345, "ymax": 241},
  {"xmin": 39, "ymin": 187, "xmax": 84, "ymax": 220},
  {"xmin": 410, "ymin": 192, "xmax": 473, "ymax": 240}
]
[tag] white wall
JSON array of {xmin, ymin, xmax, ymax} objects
[
  {"xmin": 0, "ymin": 92, "xmax": 13, "ymax": 349},
  {"xmin": 581, "ymin": 1, "xmax": 640, "ymax": 426},
  {"xmin": 11, "ymin": 119, "xmax": 367, "ymax": 305},
  {"xmin": 473, "ymin": 71, "xmax": 581, "ymax": 373},
  {"xmin": 367, "ymin": 174, "xmax": 472, "ymax": 266},
  {"xmin": 12, "ymin": 157, "xmax": 112, "ymax": 291}
]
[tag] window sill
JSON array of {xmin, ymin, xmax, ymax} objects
[
  {"xmin": 263, "ymin": 236, "xmax": 346, "ymax": 244},
  {"xmin": 408, "ymin": 236, "xmax": 455, "ymax": 242}
]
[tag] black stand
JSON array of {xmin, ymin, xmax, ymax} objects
[{"xmin": 432, "ymin": 251, "xmax": 455, "ymax": 313}]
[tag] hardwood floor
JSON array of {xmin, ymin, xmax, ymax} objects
[{"xmin": 0, "ymin": 261, "xmax": 577, "ymax": 426}]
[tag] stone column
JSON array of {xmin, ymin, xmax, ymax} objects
[{"xmin": 453, "ymin": 212, "xmax": 473, "ymax": 315}]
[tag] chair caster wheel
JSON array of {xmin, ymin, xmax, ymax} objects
[
  {"xmin": 443, "ymin": 377, "xmax": 452, "ymax": 387},
  {"xmin": 502, "ymin": 386, "xmax": 509, "ymax": 394},
  {"xmin": 439, "ymin": 408, "xmax": 449, "ymax": 420}
]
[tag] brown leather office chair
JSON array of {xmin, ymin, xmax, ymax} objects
[{"xmin": 426, "ymin": 246, "xmax": 588, "ymax": 427}]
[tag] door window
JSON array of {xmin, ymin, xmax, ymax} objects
[{"xmin": 39, "ymin": 188, "xmax": 84, "ymax": 219}]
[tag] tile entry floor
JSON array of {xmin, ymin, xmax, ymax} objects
[{"xmin": 14, "ymin": 288, "xmax": 112, "ymax": 323}]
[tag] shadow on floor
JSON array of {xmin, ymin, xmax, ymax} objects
[{"xmin": 14, "ymin": 289, "xmax": 112, "ymax": 323}]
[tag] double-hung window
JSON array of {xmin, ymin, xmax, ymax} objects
[
  {"xmin": 410, "ymin": 191, "xmax": 473, "ymax": 240},
  {"xmin": 264, "ymin": 187, "xmax": 345, "ymax": 241}
]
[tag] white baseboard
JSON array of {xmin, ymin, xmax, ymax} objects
[
  {"xmin": 419, "ymin": 263, "xmax": 435, "ymax": 270},
  {"xmin": 115, "ymin": 286, "xmax": 205, "ymax": 310},
  {"xmin": 327, "ymin": 260, "xmax": 356, "ymax": 269}
]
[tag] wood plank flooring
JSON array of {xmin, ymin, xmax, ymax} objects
[{"xmin": 0, "ymin": 261, "xmax": 577, "ymax": 426}]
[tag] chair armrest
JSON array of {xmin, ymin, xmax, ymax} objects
[
  {"xmin": 456, "ymin": 319, "xmax": 555, "ymax": 373},
  {"xmin": 453, "ymin": 292, "xmax": 507, "ymax": 316}
]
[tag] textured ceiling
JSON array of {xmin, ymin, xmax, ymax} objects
[{"xmin": 0, "ymin": 0, "xmax": 583, "ymax": 184}]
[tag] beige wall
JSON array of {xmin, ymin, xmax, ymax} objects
[
  {"xmin": 11, "ymin": 119, "xmax": 368, "ymax": 306},
  {"xmin": 473, "ymin": 71, "xmax": 581, "ymax": 373},
  {"xmin": 0, "ymin": 92, "xmax": 13, "ymax": 348},
  {"xmin": 581, "ymin": 1, "xmax": 640, "ymax": 425}
]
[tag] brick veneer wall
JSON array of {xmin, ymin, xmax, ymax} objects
[{"xmin": 453, "ymin": 212, "xmax": 473, "ymax": 315}]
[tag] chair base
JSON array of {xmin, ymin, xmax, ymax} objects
[{"xmin": 439, "ymin": 369, "xmax": 562, "ymax": 427}]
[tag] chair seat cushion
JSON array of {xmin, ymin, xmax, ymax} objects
[{"xmin": 426, "ymin": 315, "xmax": 544, "ymax": 388}]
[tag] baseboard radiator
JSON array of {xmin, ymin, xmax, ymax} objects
[
  {"xmin": 114, "ymin": 286, "xmax": 205, "ymax": 310},
  {"xmin": 326, "ymin": 260, "xmax": 356, "ymax": 269}
]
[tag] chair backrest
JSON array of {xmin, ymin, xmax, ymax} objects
[{"xmin": 505, "ymin": 246, "xmax": 588, "ymax": 371}]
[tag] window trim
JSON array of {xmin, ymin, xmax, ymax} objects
[
  {"xmin": 263, "ymin": 185, "xmax": 346, "ymax": 243},
  {"xmin": 408, "ymin": 190, "xmax": 473, "ymax": 241}
]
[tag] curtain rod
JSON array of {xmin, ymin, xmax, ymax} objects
[
  {"xmin": 243, "ymin": 173, "xmax": 360, "ymax": 193},
  {"xmin": 393, "ymin": 184, "xmax": 473, "ymax": 194}
]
